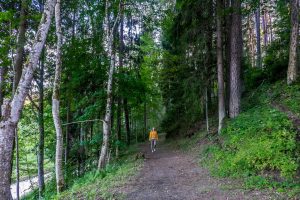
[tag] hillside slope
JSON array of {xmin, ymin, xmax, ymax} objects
[{"xmin": 202, "ymin": 81, "xmax": 300, "ymax": 197}]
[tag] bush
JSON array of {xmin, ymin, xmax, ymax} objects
[{"xmin": 207, "ymin": 106, "xmax": 298, "ymax": 179}]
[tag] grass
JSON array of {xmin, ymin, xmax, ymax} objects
[
  {"xmin": 23, "ymin": 144, "xmax": 143, "ymax": 200},
  {"xmin": 267, "ymin": 80, "xmax": 300, "ymax": 117},
  {"xmin": 170, "ymin": 81, "xmax": 300, "ymax": 198}
]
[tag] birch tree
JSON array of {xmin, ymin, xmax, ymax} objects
[
  {"xmin": 116, "ymin": 2, "xmax": 125, "ymax": 158},
  {"xmin": 53, "ymin": 0, "xmax": 65, "ymax": 193},
  {"xmin": 0, "ymin": 0, "xmax": 56, "ymax": 198},
  {"xmin": 98, "ymin": 0, "xmax": 121, "ymax": 169}
]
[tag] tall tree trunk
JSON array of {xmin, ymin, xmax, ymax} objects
[
  {"xmin": 13, "ymin": 0, "xmax": 27, "ymax": 93},
  {"xmin": 79, "ymin": 123, "xmax": 85, "ymax": 175},
  {"xmin": 111, "ymin": 97, "xmax": 115, "ymax": 131},
  {"xmin": 115, "ymin": 3, "xmax": 124, "ymax": 158},
  {"xmin": 15, "ymin": 128, "xmax": 19, "ymax": 200},
  {"xmin": 143, "ymin": 101, "xmax": 147, "ymax": 140},
  {"xmin": 53, "ymin": 0, "xmax": 65, "ymax": 193},
  {"xmin": 217, "ymin": 0, "xmax": 225, "ymax": 134},
  {"xmin": 229, "ymin": 0, "xmax": 242, "ymax": 118},
  {"xmin": 13, "ymin": 2, "xmax": 27, "ymax": 198},
  {"xmin": 0, "ymin": 0, "xmax": 56, "ymax": 198},
  {"xmin": 268, "ymin": 12, "xmax": 273, "ymax": 42},
  {"xmin": 65, "ymin": 102, "xmax": 70, "ymax": 165},
  {"xmin": 262, "ymin": 11, "xmax": 268, "ymax": 47},
  {"xmin": 247, "ymin": 14, "xmax": 255, "ymax": 67},
  {"xmin": 98, "ymin": 0, "xmax": 120, "ymax": 169},
  {"xmin": 205, "ymin": 87, "xmax": 209, "ymax": 134},
  {"xmin": 0, "ymin": 67, "xmax": 6, "ymax": 117},
  {"xmin": 206, "ymin": 2, "xmax": 213, "ymax": 109},
  {"xmin": 124, "ymin": 98, "xmax": 130, "ymax": 146},
  {"xmin": 287, "ymin": 0, "xmax": 299, "ymax": 85},
  {"xmin": 255, "ymin": 5, "xmax": 262, "ymax": 68},
  {"xmin": 116, "ymin": 98, "xmax": 121, "ymax": 158},
  {"xmin": 37, "ymin": 51, "xmax": 45, "ymax": 198},
  {"xmin": 98, "ymin": 39, "xmax": 116, "ymax": 169},
  {"xmin": 224, "ymin": 0, "xmax": 232, "ymax": 116}
]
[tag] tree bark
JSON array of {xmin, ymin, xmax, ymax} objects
[
  {"xmin": 224, "ymin": 0, "xmax": 232, "ymax": 116},
  {"xmin": 205, "ymin": 87, "xmax": 209, "ymax": 134},
  {"xmin": 287, "ymin": 0, "xmax": 299, "ymax": 85},
  {"xmin": 262, "ymin": 11, "xmax": 268, "ymax": 47},
  {"xmin": 217, "ymin": 0, "xmax": 225, "ymax": 134},
  {"xmin": 13, "ymin": 3, "xmax": 28, "ymax": 198},
  {"xmin": 37, "ymin": 1, "xmax": 46, "ymax": 196},
  {"xmin": 116, "ymin": 1, "xmax": 124, "ymax": 158},
  {"xmin": 143, "ymin": 101, "xmax": 147, "ymax": 140},
  {"xmin": 98, "ymin": 41, "xmax": 116, "ymax": 169},
  {"xmin": 116, "ymin": 98, "xmax": 122, "ymax": 158},
  {"xmin": 79, "ymin": 123, "xmax": 85, "ymax": 175},
  {"xmin": 229, "ymin": 0, "xmax": 242, "ymax": 118},
  {"xmin": 0, "ymin": 0, "xmax": 56, "ymax": 198},
  {"xmin": 124, "ymin": 98, "xmax": 131, "ymax": 145},
  {"xmin": 0, "ymin": 67, "xmax": 6, "ymax": 118},
  {"xmin": 98, "ymin": 0, "xmax": 121, "ymax": 169},
  {"xmin": 53, "ymin": 0, "xmax": 64, "ymax": 193},
  {"xmin": 13, "ymin": 0, "xmax": 27, "ymax": 94},
  {"xmin": 247, "ymin": 14, "xmax": 255, "ymax": 67},
  {"xmin": 268, "ymin": 12, "xmax": 273, "ymax": 42},
  {"xmin": 15, "ymin": 128, "xmax": 19, "ymax": 200},
  {"xmin": 255, "ymin": 5, "xmax": 262, "ymax": 68},
  {"xmin": 37, "ymin": 51, "xmax": 45, "ymax": 198},
  {"xmin": 65, "ymin": 102, "xmax": 70, "ymax": 165}
]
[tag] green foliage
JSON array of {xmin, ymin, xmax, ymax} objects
[
  {"xmin": 23, "ymin": 145, "xmax": 143, "ymax": 200},
  {"xmin": 244, "ymin": 39, "xmax": 289, "ymax": 91},
  {"xmin": 208, "ymin": 105, "xmax": 298, "ymax": 179},
  {"xmin": 160, "ymin": 0, "xmax": 214, "ymax": 137},
  {"xmin": 12, "ymin": 103, "xmax": 55, "ymax": 182},
  {"xmin": 263, "ymin": 41, "xmax": 289, "ymax": 82},
  {"xmin": 268, "ymin": 81, "xmax": 300, "ymax": 117}
]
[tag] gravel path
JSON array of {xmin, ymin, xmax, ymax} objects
[{"xmin": 119, "ymin": 138, "xmax": 283, "ymax": 200}]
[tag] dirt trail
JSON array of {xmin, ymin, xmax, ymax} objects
[{"xmin": 119, "ymin": 137, "xmax": 281, "ymax": 200}]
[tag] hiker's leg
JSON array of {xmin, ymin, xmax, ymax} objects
[{"xmin": 150, "ymin": 140, "xmax": 154, "ymax": 152}]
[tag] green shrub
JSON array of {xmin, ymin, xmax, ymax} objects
[
  {"xmin": 208, "ymin": 106, "xmax": 298, "ymax": 179},
  {"xmin": 263, "ymin": 41, "xmax": 288, "ymax": 82}
]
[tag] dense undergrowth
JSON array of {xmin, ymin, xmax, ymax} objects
[
  {"xmin": 173, "ymin": 80, "xmax": 300, "ymax": 197},
  {"xmin": 23, "ymin": 145, "xmax": 143, "ymax": 200},
  {"xmin": 209, "ymin": 81, "xmax": 300, "ymax": 196}
]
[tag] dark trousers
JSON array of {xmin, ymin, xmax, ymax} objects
[{"xmin": 150, "ymin": 139, "xmax": 157, "ymax": 151}]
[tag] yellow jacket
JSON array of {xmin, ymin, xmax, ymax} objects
[{"xmin": 149, "ymin": 130, "xmax": 158, "ymax": 141}]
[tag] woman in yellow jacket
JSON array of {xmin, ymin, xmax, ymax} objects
[{"xmin": 149, "ymin": 128, "xmax": 158, "ymax": 152}]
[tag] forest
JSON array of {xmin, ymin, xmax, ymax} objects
[{"xmin": 0, "ymin": 0, "xmax": 299, "ymax": 199}]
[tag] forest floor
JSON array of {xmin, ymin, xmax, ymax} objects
[{"xmin": 115, "ymin": 135, "xmax": 282, "ymax": 200}]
